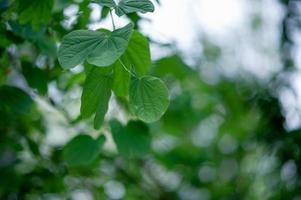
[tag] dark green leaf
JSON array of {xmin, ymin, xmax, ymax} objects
[
  {"xmin": 63, "ymin": 134, "xmax": 106, "ymax": 167},
  {"xmin": 18, "ymin": 0, "xmax": 54, "ymax": 28},
  {"xmin": 22, "ymin": 62, "xmax": 48, "ymax": 95},
  {"xmin": 129, "ymin": 76, "xmax": 169, "ymax": 123},
  {"xmin": 110, "ymin": 119, "xmax": 150, "ymax": 157},
  {"xmin": 0, "ymin": 85, "xmax": 33, "ymax": 115}
]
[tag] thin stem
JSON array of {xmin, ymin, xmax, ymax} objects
[
  {"xmin": 109, "ymin": 9, "xmax": 116, "ymax": 30},
  {"xmin": 118, "ymin": 59, "xmax": 136, "ymax": 78}
]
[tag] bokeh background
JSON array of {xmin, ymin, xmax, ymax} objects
[{"xmin": 1, "ymin": 0, "xmax": 301, "ymax": 199}]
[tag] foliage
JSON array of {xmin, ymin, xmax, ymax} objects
[{"xmin": 1, "ymin": 0, "xmax": 301, "ymax": 199}]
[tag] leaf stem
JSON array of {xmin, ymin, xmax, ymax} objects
[
  {"xmin": 118, "ymin": 59, "xmax": 136, "ymax": 78},
  {"xmin": 109, "ymin": 9, "xmax": 116, "ymax": 30}
]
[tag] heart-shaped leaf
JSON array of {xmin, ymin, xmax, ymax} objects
[
  {"xmin": 87, "ymin": 23, "xmax": 134, "ymax": 67},
  {"xmin": 129, "ymin": 76, "xmax": 169, "ymax": 123},
  {"xmin": 58, "ymin": 23, "xmax": 134, "ymax": 70}
]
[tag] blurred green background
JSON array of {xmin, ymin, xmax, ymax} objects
[{"xmin": 1, "ymin": 0, "xmax": 301, "ymax": 199}]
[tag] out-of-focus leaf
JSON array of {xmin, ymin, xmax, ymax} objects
[
  {"xmin": 101, "ymin": 6, "xmax": 110, "ymax": 19},
  {"xmin": 153, "ymin": 55, "xmax": 192, "ymax": 80},
  {"xmin": 0, "ymin": 85, "xmax": 33, "ymax": 114},
  {"xmin": 96, "ymin": 0, "xmax": 116, "ymax": 8},
  {"xmin": 110, "ymin": 119, "xmax": 150, "ymax": 157},
  {"xmin": 18, "ymin": 0, "xmax": 54, "ymax": 28},
  {"xmin": 81, "ymin": 68, "xmax": 112, "ymax": 129},
  {"xmin": 129, "ymin": 76, "xmax": 169, "ymax": 123},
  {"xmin": 63, "ymin": 134, "xmax": 106, "ymax": 167},
  {"xmin": 9, "ymin": 21, "xmax": 56, "ymax": 57}
]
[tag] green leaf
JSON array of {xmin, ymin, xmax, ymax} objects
[
  {"xmin": 96, "ymin": 0, "xmax": 116, "ymax": 8},
  {"xmin": 112, "ymin": 59, "xmax": 131, "ymax": 97},
  {"xmin": 58, "ymin": 23, "xmax": 134, "ymax": 70},
  {"xmin": 63, "ymin": 134, "xmax": 106, "ymax": 167},
  {"xmin": 129, "ymin": 76, "xmax": 169, "ymax": 123},
  {"xmin": 110, "ymin": 119, "xmax": 150, "ymax": 157},
  {"xmin": 87, "ymin": 23, "xmax": 134, "ymax": 67},
  {"xmin": 115, "ymin": 0, "xmax": 155, "ymax": 17},
  {"xmin": 124, "ymin": 30, "xmax": 151, "ymax": 77},
  {"xmin": 18, "ymin": 0, "xmax": 54, "ymax": 28},
  {"xmin": 0, "ymin": 85, "xmax": 33, "ymax": 115},
  {"xmin": 58, "ymin": 30, "xmax": 104, "ymax": 70},
  {"xmin": 81, "ymin": 68, "xmax": 112, "ymax": 129}
]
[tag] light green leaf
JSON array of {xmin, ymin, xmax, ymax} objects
[
  {"xmin": 58, "ymin": 30, "xmax": 104, "ymax": 70},
  {"xmin": 129, "ymin": 76, "xmax": 169, "ymax": 123},
  {"xmin": 115, "ymin": 0, "xmax": 155, "ymax": 17},
  {"xmin": 110, "ymin": 119, "xmax": 150, "ymax": 157},
  {"xmin": 124, "ymin": 30, "xmax": 151, "ymax": 77},
  {"xmin": 96, "ymin": 0, "xmax": 116, "ymax": 8},
  {"xmin": 87, "ymin": 23, "xmax": 134, "ymax": 67},
  {"xmin": 63, "ymin": 134, "xmax": 106, "ymax": 167},
  {"xmin": 18, "ymin": 0, "xmax": 54, "ymax": 28},
  {"xmin": 112, "ymin": 59, "xmax": 131, "ymax": 97},
  {"xmin": 81, "ymin": 68, "xmax": 112, "ymax": 129},
  {"xmin": 58, "ymin": 23, "xmax": 134, "ymax": 70}
]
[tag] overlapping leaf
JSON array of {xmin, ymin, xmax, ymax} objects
[
  {"xmin": 112, "ymin": 30, "xmax": 151, "ymax": 97},
  {"xmin": 81, "ymin": 68, "xmax": 112, "ymax": 129}
]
